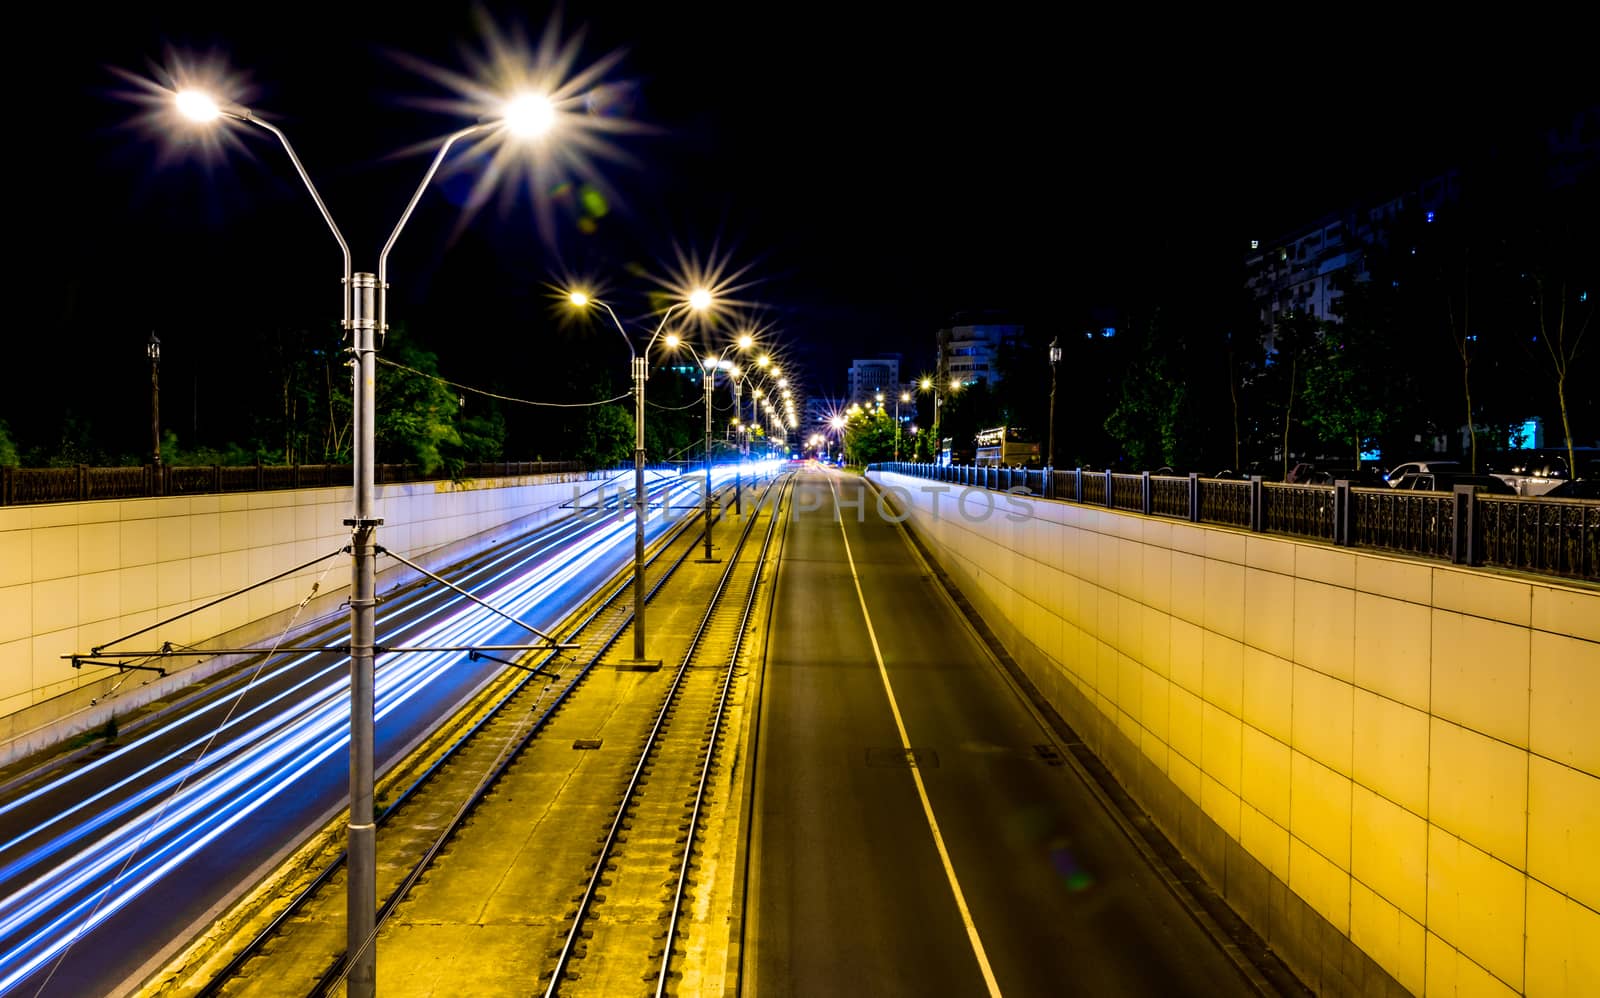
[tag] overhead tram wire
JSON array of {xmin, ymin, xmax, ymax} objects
[
  {"xmin": 375, "ymin": 357, "xmax": 632, "ymax": 408},
  {"xmin": 30, "ymin": 557, "xmax": 344, "ymax": 997}
]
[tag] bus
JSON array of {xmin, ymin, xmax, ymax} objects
[{"xmin": 974, "ymin": 425, "xmax": 1040, "ymax": 467}]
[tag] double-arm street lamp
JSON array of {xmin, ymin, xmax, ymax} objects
[
  {"xmin": 920, "ymin": 376, "xmax": 962, "ymax": 465},
  {"xmin": 567, "ymin": 289, "xmax": 710, "ymax": 666},
  {"xmin": 667, "ymin": 332, "xmax": 754, "ymax": 561},
  {"xmin": 740, "ymin": 354, "xmax": 788, "ymax": 460},
  {"xmin": 175, "ymin": 86, "xmax": 555, "ymax": 998}
]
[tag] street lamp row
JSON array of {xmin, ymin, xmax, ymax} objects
[{"xmin": 162, "ymin": 78, "xmax": 804, "ymax": 997}]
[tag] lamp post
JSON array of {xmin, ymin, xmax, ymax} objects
[
  {"xmin": 176, "ymin": 86, "xmax": 551, "ymax": 998},
  {"xmin": 1048, "ymin": 336, "xmax": 1061, "ymax": 469},
  {"xmin": 668, "ymin": 334, "xmax": 753, "ymax": 562},
  {"xmin": 146, "ymin": 331, "xmax": 161, "ymax": 467},
  {"xmin": 920, "ymin": 376, "xmax": 961, "ymax": 464},
  {"xmin": 895, "ymin": 391, "xmax": 909, "ymax": 461},
  {"xmin": 567, "ymin": 290, "xmax": 707, "ymax": 666}
]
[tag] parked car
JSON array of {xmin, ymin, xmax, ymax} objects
[
  {"xmin": 1306, "ymin": 467, "xmax": 1388, "ymax": 487},
  {"xmin": 1484, "ymin": 451, "xmax": 1570, "ymax": 496},
  {"xmin": 1542, "ymin": 478, "xmax": 1600, "ymax": 499},
  {"xmin": 1385, "ymin": 459, "xmax": 1462, "ymax": 485},
  {"xmin": 1390, "ymin": 471, "xmax": 1516, "ymax": 495}
]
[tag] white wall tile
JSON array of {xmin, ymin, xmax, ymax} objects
[
  {"xmin": 1527, "ymin": 755, "xmax": 1599, "ymax": 912},
  {"xmin": 1351, "ymin": 689, "xmax": 1429, "ymax": 817},
  {"xmin": 1430, "ymin": 610, "xmax": 1530, "ymax": 745},
  {"xmin": 1529, "ymin": 630, "xmax": 1600, "ymax": 776},
  {"xmin": 1426, "ymin": 827, "xmax": 1526, "ymax": 992},
  {"xmin": 1352, "ymin": 592, "xmax": 1430, "ymax": 710},
  {"xmin": 1429, "ymin": 718, "xmax": 1528, "ymax": 867}
]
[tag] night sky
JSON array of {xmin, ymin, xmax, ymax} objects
[{"xmin": 14, "ymin": 3, "xmax": 1596, "ymax": 458}]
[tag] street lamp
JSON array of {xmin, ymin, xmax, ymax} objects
[
  {"xmin": 666, "ymin": 334, "xmax": 753, "ymax": 561},
  {"xmin": 1048, "ymin": 336, "xmax": 1062, "ymax": 469},
  {"xmin": 175, "ymin": 85, "xmax": 552, "ymax": 998},
  {"xmin": 146, "ymin": 331, "xmax": 161, "ymax": 467},
  {"xmin": 919, "ymin": 376, "xmax": 962, "ymax": 464},
  {"xmin": 566, "ymin": 289, "xmax": 708, "ymax": 666},
  {"xmin": 895, "ymin": 391, "xmax": 910, "ymax": 461}
]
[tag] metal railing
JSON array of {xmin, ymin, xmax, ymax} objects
[
  {"xmin": 869, "ymin": 462, "xmax": 1600, "ymax": 584},
  {"xmin": 0, "ymin": 461, "xmax": 607, "ymax": 507}
]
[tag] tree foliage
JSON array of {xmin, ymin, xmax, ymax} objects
[
  {"xmin": 841, "ymin": 407, "xmax": 899, "ymax": 465},
  {"xmin": 1103, "ymin": 308, "xmax": 1193, "ymax": 469}
]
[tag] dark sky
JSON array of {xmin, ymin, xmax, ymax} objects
[{"xmin": 15, "ymin": 3, "xmax": 1597, "ymax": 450}]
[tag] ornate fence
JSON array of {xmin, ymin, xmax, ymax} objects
[
  {"xmin": 0, "ymin": 461, "xmax": 594, "ymax": 507},
  {"xmin": 870, "ymin": 462, "xmax": 1600, "ymax": 584}
]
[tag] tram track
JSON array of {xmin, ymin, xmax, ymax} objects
[{"xmin": 148, "ymin": 472, "xmax": 790, "ymax": 997}]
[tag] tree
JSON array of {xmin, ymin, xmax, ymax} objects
[
  {"xmin": 938, "ymin": 380, "xmax": 1002, "ymax": 461},
  {"xmin": 1513, "ymin": 190, "xmax": 1596, "ymax": 480},
  {"xmin": 0, "ymin": 419, "xmax": 17, "ymax": 467},
  {"xmin": 1102, "ymin": 308, "xmax": 1192, "ymax": 469},
  {"xmin": 576, "ymin": 404, "xmax": 634, "ymax": 469},
  {"xmin": 1257, "ymin": 311, "xmax": 1322, "ymax": 479},
  {"xmin": 1300, "ymin": 321, "xmax": 1397, "ymax": 468},
  {"xmin": 373, "ymin": 327, "xmax": 463, "ymax": 474},
  {"xmin": 842, "ymin": 408, "xmax": 899, "ymax": 465}
]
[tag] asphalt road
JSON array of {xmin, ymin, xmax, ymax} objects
[{"xmin": 745, "ymin": 469, "xmax": 1261, "ymax": 997}]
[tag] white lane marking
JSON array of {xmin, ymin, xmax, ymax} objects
[{"xmin": 826, "ymin": 475, "xmax": 1003, "ymax": 998}]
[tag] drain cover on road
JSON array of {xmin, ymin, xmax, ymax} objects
[{"xmin": 866, "ymin": 747, "xmax": 938, "ymax": 768}]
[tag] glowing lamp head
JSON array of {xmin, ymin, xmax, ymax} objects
[
  {"xmin": 951, "ymin": 378, "xmax": 962, "ymax": 392},
  {"xmin": 505, "ymin": 93, "xmax": 555, "ymax": 137},
  {"xmin": 665, "ymin": 333, "xmax": 681, "ymax": 349},
  {"xmin": 688, "ymin": 288, "xmax": 712, "ymax": 310},
  {"xmin": 175, "ymin": 89, "xmax": 222, "ymax": 123},
  {"xmin": 757, "ymin": 354, "xmax": 771, "ymax": 368},
  {"xmin": 831, "ymin": 416, "xmax": 845, "ymax": 429},
  {"xmin": 920, "ymin": 377, "xmax": 932, "ymax": 390},
  {"xmin": 568, "ymin": 291, "xmax": 589, "ymax": 307},
  {"xmin": 737, "ymin": 333, "xmax": 754, "ymax": 350}
]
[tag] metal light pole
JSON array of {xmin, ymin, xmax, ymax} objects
[
  {"xmin": 895, "ymin": 391, "xmax": 909, "ymax": 461},
  {"xmin": 176, "ymin": 87, "xmax": 520, "ymax": 998},
  {"xmin": 667, "ymin": 334, "xmax": 751, "ymax": 562},
  {"xmin": 570, "ymin": 293, "xmax": 699, "ymax": 666},
  {"xmin": 1048, "ymin": 336, "xmax": 1061, "ymax": 469},
  {"xmin": 702, "ymin": 366, "xmax": 716, "ymax": 561},
  {"xmin": 147, "ymin": 331, "xmax": 162, "ymax": 467},
  {"xmin": 731, "ymin": 378, "xmax": 742, "ymax": 516}
]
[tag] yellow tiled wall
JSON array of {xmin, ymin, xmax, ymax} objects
[
  {"xmin": 0, "ymin": 473, "xmax": 600, "ymax": 757},
  {"xmin": 873, "ymin": 472, "xmax": 1599, "ymax": 997}
]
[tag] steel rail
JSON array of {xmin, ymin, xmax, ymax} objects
[{"xmin": 545, "ymin": 474, "xmax": 788, "ymax": 995}]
